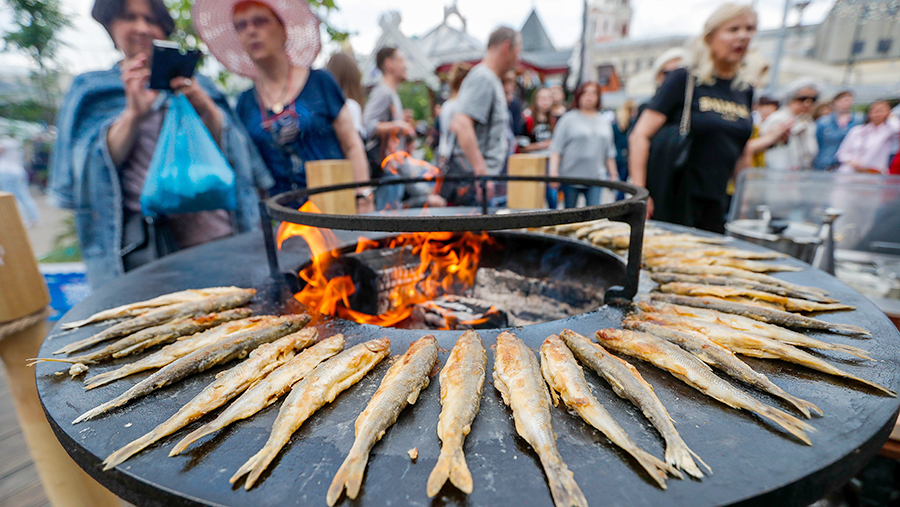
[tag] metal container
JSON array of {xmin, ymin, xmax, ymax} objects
[{"xmin": 725, "ymin": 216, "xmax": 821, "ymax": 264}]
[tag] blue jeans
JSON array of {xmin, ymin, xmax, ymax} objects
[
  {"xmin": 0, "ymin": 172, "xmax": 40, "ymax": 225},
  {"xmin": 561, "ymin": 185, "xmax": 601, "ymax": 208}
]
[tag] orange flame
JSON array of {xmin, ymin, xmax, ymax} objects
[{"xmin": 278, "ymin": 204, "xmax": 494, "ymax": 328}]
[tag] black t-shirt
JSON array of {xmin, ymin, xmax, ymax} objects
[{"xmin": 646, "ymin": 68, "xmax": 753, "ymax": 201}]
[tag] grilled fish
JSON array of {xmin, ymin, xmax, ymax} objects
[
  {"xmin": 643, "ymin": 256, "xmax": 801, "ymax": 273},
  {"xmin": 59, "ymin": 287, "xmax": 245, "ymax": 329},
  {"xmin": 606, "ymin": 233, "xmax": 729, "ymax": 250},
  {"xmin": 624, "ymin": 316, "xmax": 822, "ymax": 418},
  {"xmin": 596, "ymin": 329, "xmax": 815, "ymax": 445},
  {"xmin": 648, "ymin": 272, "xmax": 838, "ymax": 304},
  {"xmin": 83, "ymin": 316, "xmax": 274, "ymax": 389},
  {"xmin": 30, "ymin": 309, "xmax": 252, "ymax": 369},
  {"xmin": 492, "ymin": 331, "xmax": 587, "ymax": 507},
  {"xmin": 101, "ymin": 328, "xmax": 318, "ymax": 470},
  {"xmin": 55, "ymin": 288, "xmax": 257, "ymax": 355},
  {"xmin": 649, "ymin": 294, "xmax": 870, "ymax": 336},
  {"xmin": 170, "ymin": 335, "xmax": 345, "ymax": 456},
  {"xmin": 644, "ymin": 247, "xmax": 785, "ymax": 260},
  {"xmin": 540, "ymin": 334, "xmax": 675, "ymax": 489},
  {"xmin": 73, "ymin": 314, "xmax": 310, "ymax": 424},
  {"xmin": 640, "ymin": 312, "xmax": 895, "ymax": 397},
  {"xmin": 325, "ymin": 336, "xmax": 437, "ymax": 504},
  {"xmin": 427, "ymin": 331, "xmax": 486, "ymax": 497},
  {"xmin": 656, "ymin": 282, "xmax": 854, "ymax": 313},
  {"xmin": 635, "ymin": 301, "xmax": 871, "ymax": 360},
  {"xmin": 559, "ymin": 329, "xmax": 709, "ymax": 478},
  {"xmin": 647, "ymin": 265, "xmax": 829, "ymax": 296}
]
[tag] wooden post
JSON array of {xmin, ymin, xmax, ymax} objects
[
  {"xmin": 507, "ymin": 154, "xmax": 548, "ymax": 210},
  {"xmin": 0, "ymin": 193, "xmax": 122, "ymax": 507},
  {"xmin": 305, "ymin": 159, "xmax": 357, "ymax": 215}
]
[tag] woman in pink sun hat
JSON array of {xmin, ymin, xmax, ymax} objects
[{"xmin": 194, "ymin": 0, "xmax": 373, "ymax": 211}]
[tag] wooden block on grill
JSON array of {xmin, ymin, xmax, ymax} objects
[
  {"xmin": 0, "ymin": 192, "xmax": 49, "ymax": 323},
  {"xmin": 305, "ymin": 159, "xmax": 357, "ymax": 215},
  {"xmin": 507, "ymin": 154, "xmax": 547, "ymax": 210}
]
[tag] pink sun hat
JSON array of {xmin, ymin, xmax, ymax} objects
[{"xmin": 192, "ymin": 0, "xmax": 321, "ymax": 80}]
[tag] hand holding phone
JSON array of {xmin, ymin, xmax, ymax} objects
[{"xmin": 149, "ymin": 40, "xmax": 201, "ymax": 90}]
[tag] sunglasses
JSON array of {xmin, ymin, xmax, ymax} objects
[
  {"xmin": 233, "ymin": 15, "xmax": 273, "ymax": 33},
  {"xmin": 794, "ymin": 95, "xmax": 819, "ymax": 103}
]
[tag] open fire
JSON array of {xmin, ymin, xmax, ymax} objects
[{"xmin": 277, "ymin": 202, "xmax": 498, "ymax": 329}]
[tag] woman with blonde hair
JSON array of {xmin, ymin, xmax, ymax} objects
[
  {"xmin": 326, "ymin": 52, "xmax": 366, "ymax": 138},
  {"xmin": 629, "ymin": 3, "xmax": 757, "ymax": 233}
]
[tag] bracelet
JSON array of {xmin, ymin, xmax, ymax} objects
[{"xmin": 356, "ymin": 187, "xmax": 374, "ymax": 199}]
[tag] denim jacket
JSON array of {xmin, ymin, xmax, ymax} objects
[
  {"xmin": 814, "ymin": 112, "xmax": 863, "ymax": 171},
  {"xmin": 49, "ymin": 65, "xmax": 275, "ymax": 288}
]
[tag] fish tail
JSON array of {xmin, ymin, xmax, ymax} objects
[
  {"xmin": 72, "ymin": 396, "xmax": 125, "ymax": 424},
  {"xmin": 170, "ymin": 421, "xmax": 222, "ymax": 456},
  {"xmin": 541, "ymin": 456, "xmax": 588, "ymax": 507},
  {"xmin": 243, "ymin": 442, "xmax": 284, "ymax": 490},
  {"xmin": 850, "ymin": 375, "xmax": 897, "ymax": 397},
  {"xmin": 754, "ymin": 403, "xmax": 815, "ymax": 445},
  {"xmin": 629, "ymin": 446, "xmax": 674, "ymax": 488},
  {"xmin": 26, "ymin": 357, "xmax": 83, "ymax": 367},
  {"xmin": 229, "ymin": 448, "xmax": 264, "ymax": 487},
  {"xmin": 782, "ymin": 392, "xmax": 823, "ymax": 418},
  {"xmin": 427, "ymin": 446, "xmax": 472, "ymax": 497},
  {"xmin": 83, "ymin": 365, "xmax": 141, "ymax": 389},
  {"xmin": 664, "ymin": 440, "xmax": 707, "ymax": 479},
  {"xmin": 828, "ymin": 323, "xmax": 872, "ymax": 336},
  {"xmin": 830, "ymin": 343, "xmax": 873, "ymax": 360},
  {"xmin": 326, "ymin": 447, "xmax": 369, "ymax": 506}
]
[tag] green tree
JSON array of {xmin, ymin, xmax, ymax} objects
[{"xmin": 2, "ymin": 0, "xmax": 72, "ymax": 123}]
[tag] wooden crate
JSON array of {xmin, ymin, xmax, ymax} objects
[
  {"xmin": 305, "ymin": 160, "xmax": 356, "ymax": 215},
  {"xmin": 507, "ymin": 154, "xmax": 547, "ymax": 210},
  {"xmin": 0, "ymin": 193, "xmax": 49, "ymax": 323}
]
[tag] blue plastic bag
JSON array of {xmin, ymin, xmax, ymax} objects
[{"xmin": 140, "ymin": 94, "xmax": 236, "ymax": 217}]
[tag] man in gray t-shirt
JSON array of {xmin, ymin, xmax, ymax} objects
[
  {"xmin": 446, "ymin": 26, "xmax": 521, "ymax": 205},
  {"xmin": 363, "ymin": 46, "xmax": 415, "ymax": 180}
]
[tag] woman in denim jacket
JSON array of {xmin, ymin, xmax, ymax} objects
[{"xmin": 49, "ymin": 0, "xmax": 273, "ymax": 289}]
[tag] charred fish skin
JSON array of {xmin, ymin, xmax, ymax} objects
[
  {"xmin": 427, "ymin": 330, "xmax": 487, "ymax": 497},
  {"xmin": 326, "ymin": 336, "xmax": 438, "ymax": 506},
  {"xmin": 540, "ymin": 334, "xmax": 675, "ymax": 489},
  {"xmin": 493, "ymin": 331, "xmax": 588, "ymax": 507},
  {"xmin": 595, "ymin": 329, "xmax": 815, "ymax": 445},
  {"xmin": 100, "ymin": 328, "xmax": 318, "ymax": 470},
  {"xmin": 72, "ymin": 314, "xmax": 310, "ymax": 424},
  {"xmin": 635, "ymin": 301, "xmax": 872, "ymax": 360},
  {"xmin": 641, "ymin": 311, "xmax": 897, "ymax": 397},
  {"xmin": 170, "ymin": 335, "xmax": 345, "ymax": 456},
  {"xmin": 624, "ymin": 317, "xmax": 822, "ymax": 418},
  {"xmin": 54, "ymin": 288, "xmax": 257, "ymax": 355},
  {"xmin": 649, "ymin": 293, "xmax": 871, "ymax": 336},
  {"xmin": 82, "ymin": 316, "xmax": 275, "ymax": 389},
  {"xmin": 559, "ymin": 329, "xmax": 709, "ymax": 479}
]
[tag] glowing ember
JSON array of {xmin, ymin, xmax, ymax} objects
[{"xmin": 277, "ymin": 203, "xmax": 495, "ymax": 328}]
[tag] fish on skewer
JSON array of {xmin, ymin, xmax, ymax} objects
[
  {"xmin": 492, "ymin": 331, "xmax": 588, "ymax": 507},
  {"xmin": 643, "ymin": 247, "xmax": 786, "ymax": 260},
  {"xmin": 635, "ymin": 301, "xmax": 872, "ymax": 360},
  {"xmin": 83, "ymin": 316, "xmax": 275, "ymax": 389},
  {"xmin": 59, "ymin": 287, "xmax": 246, "ymax": 330},
  {"xmin": 72, "ymin": 314, "xmax": 310, "ymax": 424},
  {"xmin": 635, "ymin": 312, "xmax": 896, "ymax": 397},
  {"xmin": 648, "ymin": 272, "xmax": 838, "ymax": 304},
  {"xmin": 623, "ymin": 317, "xmax": 822, "ymax": 418},
  {"xmin": 647, "ymin": 265, "xmax": 829, "ymax": 296},
  {"xmin": 54, "ymin": 289, "xmax": 257, "ymax": 355},
  {"xmin": 170, "ymin": 335, "xmax": 345, "ymax": 456},
  {"xmin": 427, "ymin": 331, "xmax": 487, "ymax": 497},
  {"xmin": 101, "ymin": 328, "xmax": 320, "ymax": 470},
  {"xmin": 559, "ymin": 329, "xmax": 709, "ymax": 478},
  {"xmin": 649, "ymin": 294, "xmax": 871, "ymax": 336},
  {"xmin": 595, "ymin": 329, "xmax": 815, "ymax": 445},
  {"xmin": 643, "ymin": 256, "xmax": 801, "ymax": 273},
  {"xmin": 326, "ymin": 336, "xmax": 438, "ymax": 504},
  {"xmin": 656, "ymin": 283, "xmax": 855, "ymax": 313},
  {"xmin": 29, "ymin": 309, "xmax": 253, "ymax": 369},
  {"xmin": 540, "ymin": 334, "xmax": 676, "ymax": 489}
]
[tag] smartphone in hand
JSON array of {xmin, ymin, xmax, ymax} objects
[{"xmin": 149, "ymin": 40, "xmax": 202, "ymax": 90}]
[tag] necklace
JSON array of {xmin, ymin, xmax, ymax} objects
[{"xmin": 258, "ymin": 67, "xmax": 293, "ymax": 114}]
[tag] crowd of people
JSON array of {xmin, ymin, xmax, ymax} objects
[{"xmin": 40, "ymin": 0, "xmax": 900, "ymax": 290}]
